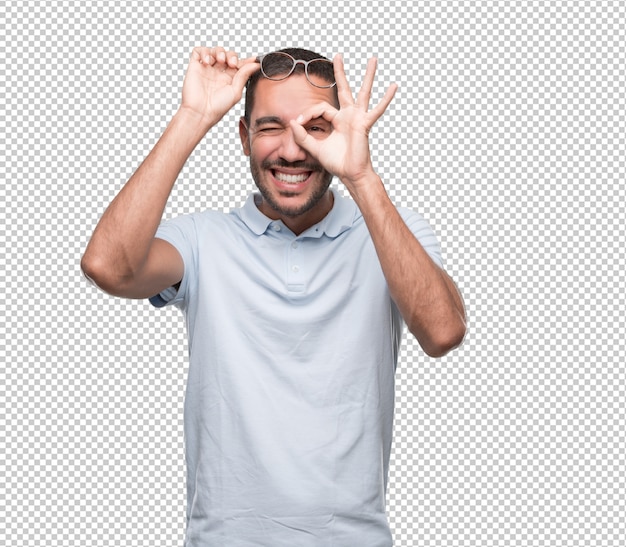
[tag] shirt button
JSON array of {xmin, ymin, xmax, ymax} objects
[
  {"xmin": 273, "ymin": 224, "xmax": 281, "ymax": 232},
  {"xmin": 292, "ymin": 265, "xmax": 300, "ymax": 273},
  {"xmin": 291, "ymin": 241, "xmax": 299, "ymax": 249}
]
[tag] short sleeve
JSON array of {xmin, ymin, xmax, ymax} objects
[
  {"xmin": 148, "ymin": 214, "xmax": 198, "ymax": 309},
  {"xmin": 398, "ymin": 207, "xmax": 444, "ymax": 268}
]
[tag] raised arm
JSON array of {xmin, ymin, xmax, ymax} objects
[
  {"xmin": 81, "ymin": 47, "xmax": 260, "ymax": 299},
  {"xmin": 291, "ymin": 55, "xmax": 466, "ymax": 357}
]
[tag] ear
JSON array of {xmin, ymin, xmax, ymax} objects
[{"xmin": 239, "ymin": 117, "xmax": 251, "ymax": 156}]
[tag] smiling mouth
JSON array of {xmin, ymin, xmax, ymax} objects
[{"xmin": 272, "ymin": 170, "xmax": 311, "ymax": 184}]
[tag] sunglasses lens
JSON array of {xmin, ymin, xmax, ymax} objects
[
  {"xmin": 306, "ymin": 59, "xmax": 336, "ymax": 88},
  {"xmin": 260, "ymin": 52, "xmax": 295, "ymax": 80}
]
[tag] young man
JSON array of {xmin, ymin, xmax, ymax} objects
[{"xmin": 81, "ymin": 46, "xmax": 466, "ymax": 546}]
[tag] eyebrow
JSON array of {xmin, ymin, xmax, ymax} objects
[{"xmin": 253, "ymin": 116, "xmax": 284, "ymax": 129}]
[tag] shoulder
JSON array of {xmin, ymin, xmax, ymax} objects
[
  {"xmin": 396, "ymin": 205, "xmax": 428, "ymax": 224},
  {"xmin": 158, "ymin": 208, "xmax": 236, "ymax": 235},
  {"xmin": 396, "ymin": 206, "xmax": 437, "ymax": 236},
  {"xmin": 154, "ymin": 209, "xmax": 241, "ymax": 261},
  {"xmin": 396, "ymin": 206, "xmax": 443, "ymax": 267}
]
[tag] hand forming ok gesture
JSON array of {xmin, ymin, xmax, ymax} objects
[
  {"xmin": 181, "ymin": 46, "xmax": 260, "ymax": 128},
  {"xmin": 290, "ymin": 54, "xmax": 398, "ymax": 192}
]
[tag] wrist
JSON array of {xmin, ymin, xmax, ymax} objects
[
  {"xmin": 341, "ymin": 170, "xmax": 385, "ymax": 201},
  {"xmin": 347, "ymin": 175, "xmax": 397, "ymax": 228},
  {"xmin": 175, "ymin": 106, "xmax": 217, "ymax": 138}
]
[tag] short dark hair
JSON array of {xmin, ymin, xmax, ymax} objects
[{"xmin": 244, "ymin": 48, "xmax": 339, "ymax": 123}]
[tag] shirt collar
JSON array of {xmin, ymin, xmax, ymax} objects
[{"xmin": 235, "ymin": 187, "xmax": 359, "ymax": 238}]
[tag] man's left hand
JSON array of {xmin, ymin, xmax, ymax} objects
[{"xmin": 289, "ymin": 54, "xmax": 398, "ymax": 195}]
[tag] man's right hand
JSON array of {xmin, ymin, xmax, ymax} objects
[
  {"xmin": 180, "ymin": 46, "xmax": 260, "ymax": 129},
  {"xmin": 81, "ymin": 47, "xmax": 259, "ymax": 299}
]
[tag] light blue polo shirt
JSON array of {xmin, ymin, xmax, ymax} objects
[{"xmin": 151, "ymin": 188, "xmax": 442, "ymax": 547}]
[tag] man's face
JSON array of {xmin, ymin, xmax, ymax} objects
[{"xmin": 239, "ymin": 75, "xmax": 336, "ymax": 227}]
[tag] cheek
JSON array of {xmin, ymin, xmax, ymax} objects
[{"xmin": 250, "ymin": 137, "xmax": 279, "ymax": 160}]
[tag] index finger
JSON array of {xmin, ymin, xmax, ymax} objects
[
  {"xmin": 294, "ymin": 101, "xmax": 340, "ymax": 126},
  {"xmin": 231, "ymin": 56, "xmax": 262, "ymax": 91}
]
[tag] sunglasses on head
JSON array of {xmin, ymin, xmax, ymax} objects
[{"xmin": 256, "ymin": 52, "xmax": 336, "ymax": 89}]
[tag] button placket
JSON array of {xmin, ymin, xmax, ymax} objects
[
  {"xmin": 289, "ymin": 238, "xmax": 300, "ymax": 274},
  {"xmin": 286, "ymin": 237, "xmax": 304, "ymax": 292}
]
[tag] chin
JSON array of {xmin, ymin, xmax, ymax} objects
[
  {"xmin": 253, "ymin": 167, "xmax": 334, "ymax": 219},
  {"xmin": 262, "ymin": 189, "xmax": 327, "ymax": 218}
]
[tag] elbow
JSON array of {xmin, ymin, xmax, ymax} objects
[
  {"xmin": 80, "ymin": 251, "xmax": 122, "ymax": 295},
  {"xmin": 412, "ymin": 316, "xmax": 467, "ymax": 358},
  {"xmin": 80, "ymin": 251, "xmax": 107, "ymax": 290},
  {"xmin": 81, "ymin": 249, "xmax": 153, "ymax": 298}
]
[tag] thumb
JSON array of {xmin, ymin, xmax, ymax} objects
[{"xmin": 232, "ymin": 60, "xmax": 261, "ymax": 93}]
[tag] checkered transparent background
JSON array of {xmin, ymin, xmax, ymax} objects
[{"xmin": 1, "ymin": 0, "xmax": 625, "ymax": 545}]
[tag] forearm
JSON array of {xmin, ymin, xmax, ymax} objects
[
  {"xmin": 348, "ymin": 174, "xmax": 466, "ymax": 357},
  {"xmin": 81, "ymin": 107, "xmax": 210, "ymax": 283}
]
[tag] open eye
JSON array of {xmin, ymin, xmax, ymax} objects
[{"xmin": 305, "ymin": 121, "xmax": 331, "ymax": 137}]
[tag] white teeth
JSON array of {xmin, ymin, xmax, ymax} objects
[{"xmin": 274, "ymin": 171, "xmax": 309, "ymax": 184}]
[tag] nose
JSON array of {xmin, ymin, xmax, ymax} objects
[{"xmin": 277, "ymin": 126, "xmax": 307, "ymax": 163}]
